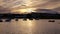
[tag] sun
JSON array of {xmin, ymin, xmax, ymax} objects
[
  {"xmin": 11, "ymin": 8, "xmax": 36, "ymax": 14},
  {"xmin": 18, "ymin": 8, "xmax": 36, "ymax": 13}
]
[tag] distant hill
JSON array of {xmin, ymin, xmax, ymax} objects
[
  {"xmin": 34, "ymin": 9, "xmax": 58, "ymax": 14},
  {"xmin": 53, "ymin": 7, "xmax": 60, "ymax": 12},
  {"xmin": 0, "ymin": 8, "xmax": 59, "ymax": 14},
  {"xmin": 11, "ymin": 9, "xmax": 58, "ymax": 14}
]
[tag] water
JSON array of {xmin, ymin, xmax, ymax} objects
[{"xmin": 0, "ymin": 19, "xmax": 60, "ymax": 34}]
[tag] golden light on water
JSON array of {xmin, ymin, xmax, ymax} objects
[
  {"xmin": 27, "ymin": 20, "xmax": 33, "ymax": 27},
  {"xmin": 17, "ymin": 19, "xmax": 35, "ymax": 34},
  {"xmin": 20, "ymin": 19, "xmax": 35, "ymax": 27}
]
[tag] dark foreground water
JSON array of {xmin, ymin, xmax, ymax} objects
[{"xmin": 0, "ymin": 19, "xmax": 60, "ymax": 34}]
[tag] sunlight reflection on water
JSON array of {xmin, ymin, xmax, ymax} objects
[{"xmin": 0, "ymin": 19, "xmax": 60, "ymax": 34}]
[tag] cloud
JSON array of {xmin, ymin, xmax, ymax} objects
[
  {"xmin": 32, "ymin": 0, "xmax": 60, "ymax": 9},
  {"xmin": 1, "ymin": 0, "xmax": 60, "ymax": 9},
  {"xmin": 0, "ymin": 6, "xmax": 10, "ymax": 13},
  {"xmin": 49, "ymin": 0, "xmax": 60, "ymax": 2},
  {"xmin": 0, "ymin": 0, "xmax": 60, "ymax": 13}
]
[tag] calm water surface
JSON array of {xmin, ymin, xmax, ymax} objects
[{"xmin": 0, "ymin": 19, "xmax": 60, "ymax": 34}]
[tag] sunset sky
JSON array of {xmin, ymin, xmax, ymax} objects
[{"xmin": 0, "ymin": 0, "xmax": 60, "ymax": 13}]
